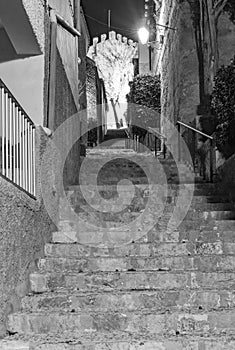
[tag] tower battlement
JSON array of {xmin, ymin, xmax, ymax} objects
[{"xmin": 92, "ymin": 31, "xmax": 137, "ymax": 48}]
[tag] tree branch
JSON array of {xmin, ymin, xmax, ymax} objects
[{"xmin": 213, "ymin": 0, "xmax": 228, "ymax": 19}]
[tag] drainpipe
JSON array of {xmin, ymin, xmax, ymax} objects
[
  {"xmin": 47, "ymin": 8, "xmax": 57, "ymax": 131},
  {"xmin": 74, "ymin": 0, "xmax": 81, "ymax": 32}
]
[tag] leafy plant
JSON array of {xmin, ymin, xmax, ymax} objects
[
  {"xmin": 126, "ymin": 74, "xmax": 161, "ymax": 138},
  {"xmin": 225, "ymin": 0, "xmax": 235, "ymax": 24},
  {"xmin": 211, "ymin": 56, "xmax": 235, "ymax": 158}
]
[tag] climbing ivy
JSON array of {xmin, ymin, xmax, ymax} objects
[
  {"xmin": 224, "ymin": 0, "xmax": 235, "ymax": 23},
  {"xmin": 211, "ymin": 56, "xmax": 235, "ymax": 158}
]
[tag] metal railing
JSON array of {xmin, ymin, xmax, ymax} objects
[
  {"xmin": 148, "ymin": 127, "xmax": 167, "ymax": 158},
  {"xmin": 125, "ymin": 127, "xmax": 167, "ymax": 158},
  {"xmin": 0, "ymin": 79, "xmax": 36, "ymax": 196},
  {"xmin": 177, "ymin": 120, "xmax": 215, "ymax": 182}
]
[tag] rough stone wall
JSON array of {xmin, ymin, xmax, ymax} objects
[
  {"xmin": 217, "ymin": 154, "xmax": 235, "ymax": 203},
  {"xmin": 0, "ymin": 127, "xmax": 58, "ymax": 338},
  {"xmin": 154, "ymin": 0, "xmax": 235, "ymax": 140},
  {"xmin": 153, "ymin": 0, "xmax": 199, "ymax": 133},
  {"xmin": 86, "ymin": 58, "xmax": 98, "ymax": 122},
  {"xmin": 218, "ymin": 12, "xmax": 235, "ymax": 67},
  {"xmin": 86, "ymin": 58, "xmax": 108, "ymax": 143}
]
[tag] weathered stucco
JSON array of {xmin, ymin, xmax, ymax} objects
[
  {"xmin": 22, "ymin": 0, "xmax": 45, "ymax": 52},
  {"xmin": 0, "ymin": 127, "xmax": 59, "ymax": 338},
  {"xmin": 0, "ymin": 0, "xmax": 85, "ymax": 337}
]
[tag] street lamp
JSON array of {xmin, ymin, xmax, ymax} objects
[
  {"xmin": 138, "ymin": 27, "xmax": 149, "ymax": 45},
  {"xmin": 138, "ymin": 27, "xmax": 164, "ymax": 49}
]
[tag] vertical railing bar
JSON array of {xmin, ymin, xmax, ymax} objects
[
  {"xmin": 27, "ymin": 120, "xmax": 30, "ymax": 193},
  {"xmin": 25, "ymin": 118, "xmax": 28, "ymax": 192},
  {"xmin": 27, "ymin": 123, "xmax": 30, "ymax": 194},
  {"xmin": 32, "ymin": 127, "xmax": 36, "ymax": 196},
  {"xmin": 19, "ymin": 111, "xmax": 24, "ymax": 187},
  {"xmin": 178, "ymin": 122, "xmax": 181, "ymax": 161},
  {"xmin": 22, "ymin": 116, "xmax": 25, "ymax": 191},
  {"xmin": 29, "ymin": 124, "xmax": 32, "ymax": 194},
  {"xmin": 0, "ymin": 82, "xmax": 36, "ymax": 196},
  {"xmin": 5, "ymin": 93, "xmax": 9, "ymax": 178},
  {"xmin": 210, "ymin": 139, "xmax": 214, "ymax": 183},
  {"xmin": 13, "ymin": 102, "xmax": 16, "ymax": 183},
  {"xmin": 9, "ymin": 98, "xmax": 13, "ymax": 181},
  {"xmin": 0, "ymin": 88, "xmax": 1, "ymax": 174},
  {"xmin": 1, "ymin": 88, "xmax": 5, "ymax": 176},
  {"xmin": 163, "ymin": 138, "xmax": 166, "ymax": 159},
  {"xmin": 154, "ymin": 136, "xmax": 157, "ymax": 157},
  {"xmin": 16, "ymin": 107, "xmax": 19, "ymax": 185}
]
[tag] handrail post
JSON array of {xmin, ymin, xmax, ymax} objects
[
  {"xmin": 154, "ymin": 136, "xmax": 157, "ymax": 157},
  {"xmin": 210, "ymin": 138, "xmax": 214, "ymax": 183},
  {"xmin": 178, "ymin": 122, "xmax": 181, "ymax": 161},
  {"xmin": 163, "ymin": 138, "xmax": 166, "ymax": 159}
]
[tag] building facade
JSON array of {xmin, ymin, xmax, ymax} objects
[
  {"xmin": 86, "ymin": 57, "xmax": 107, "ymax": 145},
  {"xmin": 0, "ymin": 0, "xmax": 88, "ymax": 336}
]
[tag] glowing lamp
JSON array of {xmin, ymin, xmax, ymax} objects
[{"xmin": 138, "ymin": 27, "xmax": 149, "ymax": 45}]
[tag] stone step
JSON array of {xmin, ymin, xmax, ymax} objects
[
  {"xmin": 179, "ymin": 229, "xmax": 235, "ymax": 244},
  {"xmin": 52, "ymin": 227, "xmax": 182, "ymax": 245},
  {"xmin": 37, "ymin": 254, "xmax": 235, "ymax": 274},
  {"xmin": 52, "ymin": 224, "xmax": 235, "ymax": 247},
  {"xmin": 65, "ymin": 187, "xmax": 233, "ymax": 211},
  {"xmin": 67, "ymin": 183, "xmax": 233, "ymax": 200},
  {"xmin": 7, "ymin": 309, "xmax": 235, "ymax": 337},
  {"xmin": 179, "ymin": 219, "xmax": 235, "ymax": 232},
  {"xmin": 21, "ymin": 288, "xmax": 235, "ymax": 314},
  {"xmin": 44, "ymin": 241, "xmax": 224, "ymax": 258},
  {"xmin": 45, "ymin": 239, "xmax": 235, "ymax": 259},
  {"xmin": 3, "ymin": 337, "xmax": 235, "ymax": 350},
  {"xmin": 29, "ymin": 271, "xmax": 235, "ymax": 293},
  {"xmin": 57, "ymin": 209, "xmax": 235, "ymax": 233}
]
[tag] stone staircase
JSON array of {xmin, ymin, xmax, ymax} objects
[{"xmin": 1, "ymin": 146, "xmax": 235, "ymax": 349}]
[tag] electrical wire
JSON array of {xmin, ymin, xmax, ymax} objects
[
  {"xmin": 84, "ymin": 13, "xmax": 176, "ymax": 32},
  {"xmin": 84, "ymin": 13, "xmax": 137, "ymax": 34}
]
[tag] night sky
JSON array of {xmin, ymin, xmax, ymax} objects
[{"xmin": 82, "ymin": 0, "xmax": 145, "ymax": 42}]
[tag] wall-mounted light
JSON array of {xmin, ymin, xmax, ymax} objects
[
  {"xmin": 138, "ymin": 27, "xmax": 150, "ymax": 45},
  {"xmin": 138, "ymin": 26, "xmax": 164, "ymax": 48}
]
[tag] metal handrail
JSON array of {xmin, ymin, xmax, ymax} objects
[
  {"xmin": 0, "ymin": 79, "xmax": 35, "ymax": 128},
  {"xmin": 177, "ymin": 120, "xmax": 215, "ymax": 182},
  {"xmin": 125, "ymin": 128, "xmax": 131, "ymax": 138},
  {"xmin": 147, "ymin": 127, "xmax": 167, "ymax": 158},
  {"xmin": 148, "ymin": 126, "xmax": 167, "ymax": 141},
  {"xmin": 177, "ymin": 121, "xmax": 213, "ymax": 140}
]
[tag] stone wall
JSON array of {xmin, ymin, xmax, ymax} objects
[
  {"xmin": 86, "ymin": 57, "xmax": 98, "ymax": 122},
  {"xmin": 0, "ymin": 127, "xmax": 58, "ymax": 338},
  {"xmin": 154, "ymin": 0, "xmax": 235, "ymax": 146},
  {"xmin": 86, "ymin": 57, "xmax": 108, "ymax": 145},
  {"xmin": 153, "ymin": 0, "xmax": 199, "ymax": 133},
  {"xmin": 217, "ymin": 154, "xmax": 235, "ymax": 203}
]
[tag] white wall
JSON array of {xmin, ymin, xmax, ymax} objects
[{"xmin": 0, "ymin": 55, "xmax": 44, "ymax": 125}]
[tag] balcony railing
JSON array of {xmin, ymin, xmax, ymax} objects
[{"xmin": 0, "ymin": 79, "xmax": 36, "ymax": 196}]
